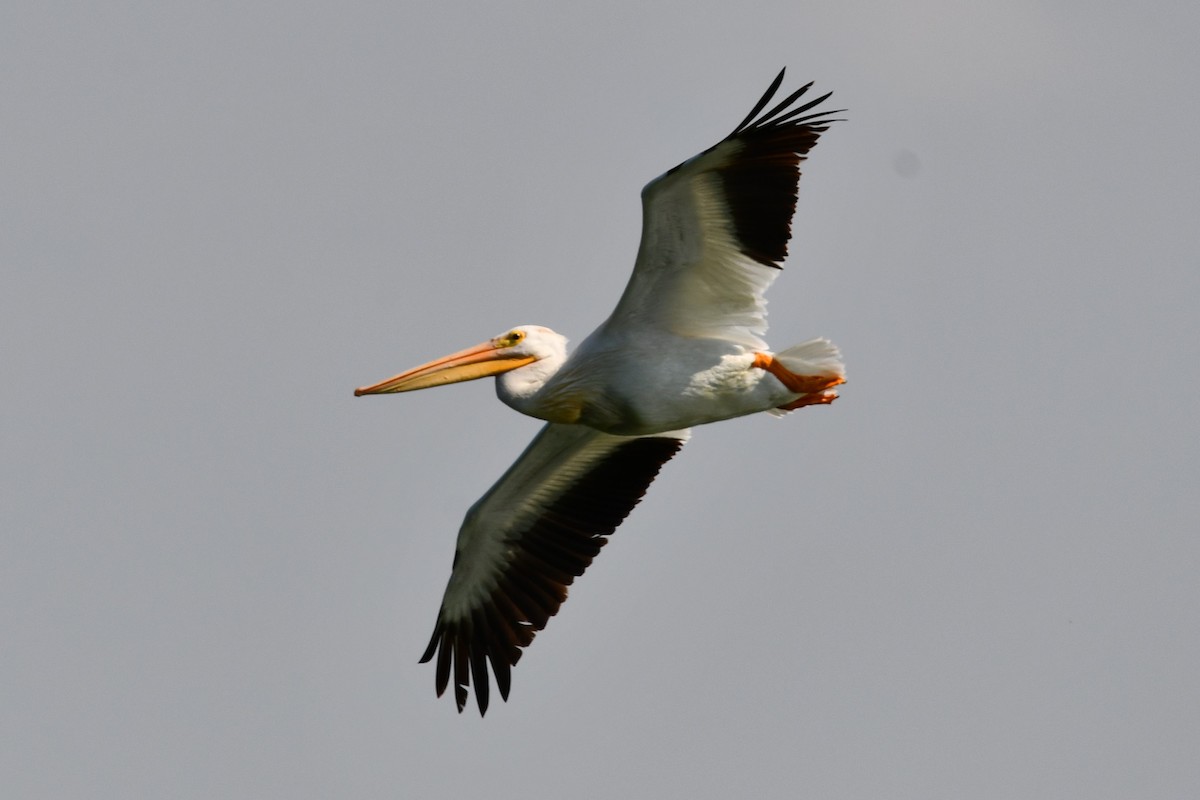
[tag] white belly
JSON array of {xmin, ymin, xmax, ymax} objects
[{"xmin": 551, "ymin": 340, "xmax": 793, "ymax": 436}]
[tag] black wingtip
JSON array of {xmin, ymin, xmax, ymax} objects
[
  {"xmin": 731, "ymin": 73, "xmax": 844, "ymax": 140},
  {"xmin": 728, "ymin": 67, "xmax": 787, "ymax": 137},
  {"xmin": 470, "ymin": 647, "xmax": 490, "ymax": 715},
  {"xmin": 708, "ymin": 71, "xmax": 846, "ymax": 269}
]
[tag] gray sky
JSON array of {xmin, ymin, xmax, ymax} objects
[{"xmin": 4, "ymin": 2, "xmax": 1199, "ymax": 798}]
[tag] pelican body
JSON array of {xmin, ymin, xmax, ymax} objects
[{"xmin": 356, "ymin": 69, "xmax": 846, "ymax": 714}]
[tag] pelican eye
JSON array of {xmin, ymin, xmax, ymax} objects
[{"xmin": 497, "ymin": 330, "xmax": 525, "ymax": 348}]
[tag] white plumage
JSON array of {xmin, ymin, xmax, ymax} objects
[{"xmin": 355, "ymin": 69, "xmax": 846, "ymax": 713}]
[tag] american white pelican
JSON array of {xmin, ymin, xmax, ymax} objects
[{"xmin": 356, "ymin": 69, "xmax": 845, "ymax": 714}]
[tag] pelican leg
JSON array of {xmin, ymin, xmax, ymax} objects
[
  {"xmin": 751, "ymin": 352, "xmax": 845, "ymax": 394},
  {"xmin": 752, "ymin": 352, "xmax": 843, "ymax": 412}
]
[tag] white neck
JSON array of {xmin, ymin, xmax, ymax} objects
[
  {"xmin": 484, "ymin": 325, "xmax": 572, "ymax": 421},
  {"xmin": 495, "ymin": 351, "xmax": 569, "ymax": 420}
]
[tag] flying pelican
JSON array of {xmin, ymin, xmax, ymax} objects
[{"xmin": 355, "ymin": 69, "xmax": 845, "ymax": 714}]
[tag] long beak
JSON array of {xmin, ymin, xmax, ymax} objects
[{"xmin": 354, "ymin": 340, "xmax": 537, "ymax": 396}]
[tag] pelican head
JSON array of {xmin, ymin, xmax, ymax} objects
[{"xmin": 354, "ymin": 325, "xmax": 567, "ymax": 397}]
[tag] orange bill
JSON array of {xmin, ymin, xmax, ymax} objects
[{"xmin": 354, "ymin": 341, "xmax": 536, "ymax": 396}]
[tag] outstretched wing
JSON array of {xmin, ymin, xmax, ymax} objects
[
  {"xmin": 603, "ymin": 69, "xmax": 841, "ymax": 349},
  {"xmin": 420, "ymin": 423, "xmax": 689, "ymax": 714}
]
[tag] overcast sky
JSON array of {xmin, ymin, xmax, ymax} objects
[{"xmin": 4, "ymin": 2, "xmax": 1199, "ymax": 798}]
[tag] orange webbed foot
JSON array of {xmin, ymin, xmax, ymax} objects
[{"xmin": 775, "ymin": 390, "xmax": 839, "ymax": 411}]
